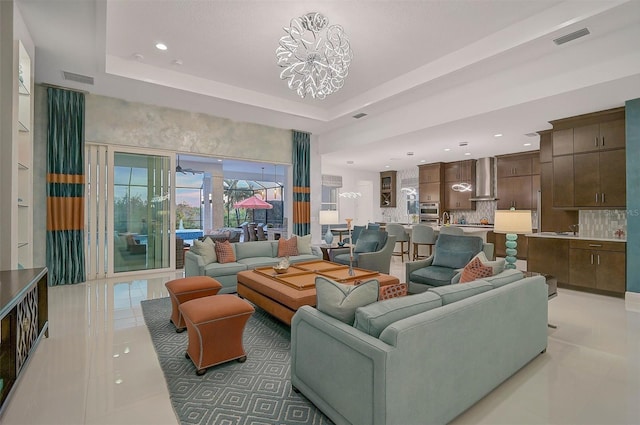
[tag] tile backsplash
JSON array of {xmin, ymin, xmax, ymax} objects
[
  {"xmin": 450, "ymin": 201, "xmax": 539, "ymax": 229},
  {"xmin": 579, "ymin": 210, "xmax": 627, "ymax": 239}
]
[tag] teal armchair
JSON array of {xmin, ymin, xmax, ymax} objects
[{"xmin": 331, "ymin": 230, "xmax": 396, "ymax": 274}]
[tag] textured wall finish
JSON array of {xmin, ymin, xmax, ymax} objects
[
  {"xmin": 579, "ymin": 210, "xmax": 628, "ymax": 239},
  {"xmin": 85, "ymin": 94, "xmax": 293, "ymax": 165},
  {"xmin": 626, "ymin": 98, "xmax": 640, "ymax": 293}
]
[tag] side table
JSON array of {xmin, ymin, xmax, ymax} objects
[
  {"xmin": 316, "ymin": 244, "xmax": 352, "ymax": 261},
  {"xmin": 524, "ymin": 271, "xmax": 557, "ymax": 328}
]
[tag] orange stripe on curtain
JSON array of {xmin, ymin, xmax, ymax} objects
[
  {"xmin": 293, "ymin": 201, "xmax": 310, "ymax": 224},
  {"xmin": 47, "ymin": 197, "xmax": 85, "ymax": 231},
  {"xmin": 47, "ymin": 173, "xmax": 85, "ymax": 184},
  {"xmin": 293, "ymin": 186, "xmax": 311, "ymax": 194}
]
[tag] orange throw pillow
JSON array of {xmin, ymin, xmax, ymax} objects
[
  {"xmin": 459, "ymin": 257, "xmax": 493, "ymax": 283},
  {"xmin": 277, "ymin": 236, "xmax": 299, "ymax": 257},
  {"xmin": 379, "ymin": 283, "xmax": 408, "ymax": 300},
  {"xmin": 214, "ymin": 240, "xmax": 236, "ymax": 264}
]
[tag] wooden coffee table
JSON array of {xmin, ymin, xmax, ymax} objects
[{"xmin": 237, "ymin": 260, "xmax": 400, "ymax": 325}]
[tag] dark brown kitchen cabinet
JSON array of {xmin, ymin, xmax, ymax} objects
[
  {"xmin": 552, "ymin": 128, "xmax": 574, "ymax": 156},
  {"xmin": 573, "ymin": 119, "xmax": 625, "ymax": 153},
  {"xmin": 569, "ymin": 240, "xmax": 626, "ymax": 294},
  {"xmin": 497, "ymin": 176, "xmax": 532, "ymax": 209},
  {"xmin": 380, "ymin": 170, "xmax": 397, "ymax": 207},
  {"xmin": 532, "ymin": 174, "xmax": 540, "ymax": 210},
  {"xmin": 538, "ymin": 131, "xmax": 579, "ymax": 232},
  {"xmin": 444, "ymin": 160, "xmax": 474, "ymax": 183},
  {"xmin": 550, "ymin": 107, "xmax": 626, "ymax": 208},
  {"xmin": 419, "ymin": 182, "xmax": 441, "ymax": 203},
  {"xmin": 540, "ymin": 162, "xmax": 578, "ymax": 232},
  {"xmin": 573, "ymin": 149, "xmax": 626, "ymax": 208},
  {"xmin": 497, "ymin": 156, "xmax": 533, "ymax": 178},
  {"xmin": 552, "ymin": 155, "xmax": 574, "ymax": 208},
  {"xmin": 418, "ymin": 163, "xmax": 444, "ymax": 203},
  {"xmin": 443, "ymin": 161, "xmax": 475, "ymax": 211},
  {"xmin": 419, "ymin": 163, "xmax": 443, "ymax": 183},
  {"xmin": 496, "ymin": 152, "xmax": 539, "ymax": 210},
  {"xmin": 527, "ymin": 237, "xmax": 570, "ymax": 284}
]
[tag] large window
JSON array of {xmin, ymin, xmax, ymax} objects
[{"xmin": 113, "ymin": 152, "xmax": 171, "ymax": 273}]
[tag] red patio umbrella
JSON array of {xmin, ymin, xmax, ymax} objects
[
  {"xmin": 233, "ymin": 195, "xmax": 273, "ymax": 210},
  {"xmin": 234, "ymin": 195, "xmax": 274, "ymax": 228}
]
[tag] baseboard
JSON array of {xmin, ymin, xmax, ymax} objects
[{"xmin": 625, "ymin": 291, "xmax": 640, "ymax": 313}]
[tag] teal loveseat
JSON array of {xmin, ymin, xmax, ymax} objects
[{"xmin": 290, "ymin": 272, "xmax": 548, "ymax": 425}]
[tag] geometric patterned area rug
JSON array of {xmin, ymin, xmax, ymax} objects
[{"xmin": 141, "ymin": 297, "xmax": 333, "ymax": 425}]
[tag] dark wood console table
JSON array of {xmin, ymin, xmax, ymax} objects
[{"xmin": 0, "ymin": 268, "xmax": 48, "ymax": 416}]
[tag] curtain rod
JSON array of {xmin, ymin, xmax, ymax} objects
[{"xmin": 39, "ymin": 82, "xmax": 90, "ymax": 94}]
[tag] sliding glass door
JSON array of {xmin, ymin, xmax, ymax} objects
[{"xmin": 112, "ymin": 152, "xmax": 171, "ymax": 273}]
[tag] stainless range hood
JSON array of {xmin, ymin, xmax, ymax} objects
[{"xmin": 469, "ymin": 157, "xmax": 498, "ymax": 201}]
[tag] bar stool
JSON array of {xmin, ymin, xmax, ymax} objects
[
  {"xmin": 439, "ymin": 226, "xmax": 464, "ymax": 236},
  {"xmin": 411, "ymin": 224, "xmax": 437, "ymax": 260},
  {"xmin": 386, "ymin": 223, "xmax": 411, "ymax": 262}
]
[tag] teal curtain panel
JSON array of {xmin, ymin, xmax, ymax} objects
[
  {"xmin": 46, "ymin": 87, "xmax": 86, "ymax": 285},
  {"xmin": 292, "ymin": 131, "xmax": 311, "ymax": 236}
]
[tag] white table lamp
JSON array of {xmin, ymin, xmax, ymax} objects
[
  {"xmin": 319, "ymin": 210, "xmax": 340, "ymax": 245},
  {"xmin": 493, "ymin": 209, "xmax": 532, "ymax": 269}
]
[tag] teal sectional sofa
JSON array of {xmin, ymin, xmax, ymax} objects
[
  {"xmin": 290, "ymin": 271, "xmax": 548, "ymax": 425},
  {"xmin": 184, "ymin": 239, "xmax": 321, "ymax": 293}
]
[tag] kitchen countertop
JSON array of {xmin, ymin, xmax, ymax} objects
[{"xmin": 526, "ymin": 232, "xmax": 626, "ymax": 243}]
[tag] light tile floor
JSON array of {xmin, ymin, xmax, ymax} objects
[{"xmin": 2, "ymin": 257, "xmax": 639, "ymax": 424}]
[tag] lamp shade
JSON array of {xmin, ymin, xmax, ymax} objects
[
  {"xmin": 319, "ymin": 210, "xmax": 339, "ymax": 225},
  {"xmin": 493, "ymin": 210, "xmax": 533, "ymax": 234}
]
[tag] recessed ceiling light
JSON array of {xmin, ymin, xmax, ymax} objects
[
  {"xmin": 524, "ymin": 143, "xmax": 532, "ymax": 146},
  {"xmin": 444, "ymin": 148, "xmax": 451, "ymax": 152},
  {"xmin": 464, "ymin": 152, "xmax": 471, "ymax": 156},
  {"xmin": 217, "ymin": 159, "xmax": 222, "ymax": 162},
  {"xmin": 494, "ymin": 133, "xmax": 503, "ymax": 138},
  {"xmin": 155, "ymin": 42, "xmax": 168, "ymax": 51},
  {"xmin": 420, "ymin": 159, "xmax": 426, "ymax": 163},
  {"xmin": 384, "ymin": 165, "xmax": 390, "ymax": 168}
]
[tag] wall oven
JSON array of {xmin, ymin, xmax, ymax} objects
[{"xmin": 419, "ymin": 202, "xmax": 440, "ymax": 223}]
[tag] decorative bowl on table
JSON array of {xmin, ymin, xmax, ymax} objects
[
  {"xmin": 337, "ymin": 241, "xmax": 346, "ymax": 247},
  {"xmin": 273, "ymin": 266, "xmax": 289, "ymax": 274}
]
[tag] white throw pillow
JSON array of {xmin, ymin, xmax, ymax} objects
[
  {"xmin": 191, "ymin": 238, "xmax": 216, "ymax": 265},
  {"xmin": 295, "ymin": 234, "xmax": 313, "ymax": 255}
]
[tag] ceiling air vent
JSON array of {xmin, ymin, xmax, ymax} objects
[
  {"xmin": 553, "ymin": 28, "xmax": 590, "ymax": 45},
  {"xmin": 62, "ymin": 71, "xmax": 94, "ymax": 85},
  {"xmin": 352, "ymin": 113, "xmax": 367, "ymax": 119},
  {"xmin": 524, "ymin": 132, "xmax": 538, "ymax": 138}
]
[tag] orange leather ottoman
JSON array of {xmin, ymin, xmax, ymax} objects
[
  {"xmin": 179, "ymin": 294, "xmax": 254, "ymax": 375},
  {"xmin": 165, "ymin": 276, "xmax": 222, "ymax": 332}
]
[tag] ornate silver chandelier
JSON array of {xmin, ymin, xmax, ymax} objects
[{"xmin": 276, "ymin": 12, "xmax": 353, "ymax": 100}]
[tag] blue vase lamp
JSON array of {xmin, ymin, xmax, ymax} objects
[
  {"xmin": 324, "ymin": 227, "xmax": 334, "ymax": 245},
  {"xmin": 319, "ymin": 210, "xmax": 339, "ymax": 246},
  {"xmin": 493, "ymin": 209, "xmax": 532, "ymax": 270}
]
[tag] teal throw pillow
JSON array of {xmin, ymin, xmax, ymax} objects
[
  {"xmin": 354, "ymin": 239, "xmax": 378, "ymax": 253},
  {"xmin": 315, "ymin": 276, "xmax": 379, "ymax": 325},
  {"xmin": 432, "ymin": 249, "xmax": 474, "ymax": 269}
]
